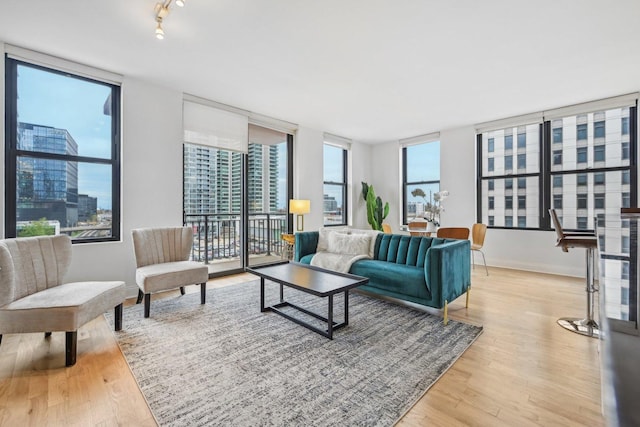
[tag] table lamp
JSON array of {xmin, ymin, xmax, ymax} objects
[{"xmin": 289, "ymin": 199, "xmax": 311, "ymax": 231}]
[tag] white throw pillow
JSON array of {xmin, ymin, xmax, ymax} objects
[
  {"xmin": 348, "ymin": 229, "xmax": 381, "ymax": 258},
  {"xmin": 327, "ymin": 232, "xmax": 371, "ymax": 256},
  {"xmin": 316, "ymin": 227, "xmax": 350, "ymax": 252}
]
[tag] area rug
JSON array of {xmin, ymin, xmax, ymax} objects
[{"xmin": 105, "ymin": 281, "xmax": 482, "ymax": 426}]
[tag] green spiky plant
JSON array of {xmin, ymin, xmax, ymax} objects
[{"xmin": 361, "ymin": 182, "xmax": 389, "ymax": 231}]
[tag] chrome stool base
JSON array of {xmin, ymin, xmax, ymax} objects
[{"xmin": 557, "ymin": 317, "xmax": 599, "ymax": 338}]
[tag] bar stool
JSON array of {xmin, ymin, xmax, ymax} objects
[{"xmin": 549, "ymin": 209, "xmax": 599, "ymax": 338}]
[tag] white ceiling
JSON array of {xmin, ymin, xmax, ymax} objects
[{"xmin": 1, "ymin": 0, "xmax": 639, "ymax": 143}]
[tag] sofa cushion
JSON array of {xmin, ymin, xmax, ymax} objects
[
  {"xmin": 136, "ymin": 261, "xmax": 208, "ymax": 294},
  {"xmin": 327, "ymin": 232, "xmax": 371, "ymax": 256},
  {"xmin": 299, "ymin": 254, "xmax": 314, "ymax": 264},
  {"xmin": 350, "ymin": 259, "xmax": 430, "ymax": 298},
  {"xmin": 0, "ymin": 280, "xmax": 125, "ymax": 333},
  {"xmin": 316, "ymin": 227, "xmax": 350, "ymax": 252}
]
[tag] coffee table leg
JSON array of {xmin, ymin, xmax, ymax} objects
[
  {"xmin": 260, "ymin": 277, "xmax": 266, "ymax": 312},
  {"xmin": 344, "ymin": 290, "xmax": 349, "ymax": 326},
  {"xmin": 280, "ymin": 283, "xmax": 284, "ymax": 303},
  {"xmin": 328, "ymin": 294, "xmax": 334, "ymax": 340}
]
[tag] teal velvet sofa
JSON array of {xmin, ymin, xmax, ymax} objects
[{"xmin": 294, "ymin": 231, "xmax": 471, "ymax": 324}]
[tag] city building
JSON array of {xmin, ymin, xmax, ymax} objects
[
  {"xmin": 16, "ymin": 122, "xmax": 78, "ymax": 228},
  {"xmin": 78, "ymin": 194, "xmax": 97, "ymax": 222}
]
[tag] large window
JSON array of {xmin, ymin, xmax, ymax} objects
[
  {"xmin": 323, "ymin": 141, "xmax": 348, "ymax": 226},
  {"xmin": 477, "ymin": 96, "xmax": 636, "ymax": 232},
  {"xmin": 479, "ymin": 124, "xmax": 540, "ymax": 228},
  {"xmin": 5, "ymin": 57, "xmax": 121, "ymax": 242},
  {"xmin": 402, "ymin": 138, "xmax": 440, "ymax": 224}
]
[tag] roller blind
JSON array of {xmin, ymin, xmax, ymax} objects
[
  {"xmin": 183, "ymin": 100, "xmax": 248, "ymax": 153},
  {"xmin": 323, "ymin": 132, "xmax": 351, "ymax": 149},
  {"xmin": 399, "ymin": 132, "xmax": 440, "ymax": 148},
  {"xmin": 5, "ymin": 44, "xmax": 122, "ymax": 85}
]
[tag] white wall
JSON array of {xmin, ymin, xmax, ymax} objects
[
  {"xmin": 68, "ymin": 78, "xmax": 184, "ymax": 296},
  {"xmin": 294, "ymin": 127, "xmax": 324, "ymax": 232},
  {"xmin": 368, "ymin": 141, "xmax": 401, "ymax": 232},
  {"xmin": 349, "ymin": 141, "xmax": 372, "ymax": 230}
]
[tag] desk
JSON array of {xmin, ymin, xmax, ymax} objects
[{"xmin": 598, "ymin": 209, "xmax": 640, "ymax": 426}]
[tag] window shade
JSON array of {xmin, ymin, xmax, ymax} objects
[
  {"xmin": 183, "ymin": 100, "xmax": 248, "ymax": 153},
  {"xmin": 323, "ymin": 133, "xmax": 351, "ymax": 149},
  {"xmin": 543, "ymin": 93, "xmax": 638, "ymax": 120},
  {"xmin": 5, "ymin": 44, "xmax": 122, "ymax": 85},
  {"xmin": 399, "ymin": 132, "xmax": 440, "ymax": 148}
]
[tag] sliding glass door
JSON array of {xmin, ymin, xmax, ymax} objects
[
  {"xmin": 183, "ymin": 121, "xmax": 292, "ymax": 275},
  {"xmin": 247, "ymin": 124, "xmax": 292, "ymax": 267}
]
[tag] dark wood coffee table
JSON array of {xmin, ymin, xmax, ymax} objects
[{"xmin": 247, "ymin": 261, "xmax": 369, "ymax": 339}]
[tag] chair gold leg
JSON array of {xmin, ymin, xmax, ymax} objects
[
  {"xmin": 466, "ymin": 286, "xmax": 470, "ymax": 308},
  {"xmin": 443, "ymin": 300, "xmax": 449, "ymax": 326}
]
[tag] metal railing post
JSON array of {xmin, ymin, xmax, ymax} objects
[{"xmin": 204, "ymin": 215, "xmax": 209, "ymax": 265}]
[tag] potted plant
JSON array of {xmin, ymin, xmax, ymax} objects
[
  {"xmin": 361, "ymin": 182, "xmax": 389, "ymax": 231},
  {"xmin": 410, "ymin": 188, "xmax": 449, "ymax": 229}
]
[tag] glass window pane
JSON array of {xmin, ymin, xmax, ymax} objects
[
  {"xmin": 17, "ymin": 64, "xmax": 113, "ymax": 159},
  {"xmin": 480, "ymin": 176, "xmax": 538, "ymax": 228},
  {"xmin": 406, "ymin": 141, "xmax": 440, "ymax": 182},
  {"xmin": 323, "ymin": 144, "xmax": 344, "ymax": 182},
  {"xmin": 16, "ymin": 158, "xmax": 113, "ymax": 239},
  {"xmin": 324, "ymin": 184, "xmax": 345, "ymax": 225},
  {"xmin": 551, "ymin": 108, "xmax": 631, "ymax": 172},
  {"xmin": 406, "ymin": 182, "xmax": 440, "ymax": 222},
  {"xmin": 482, "ymin": 124, "xmax": 539, "ymax": 176}
]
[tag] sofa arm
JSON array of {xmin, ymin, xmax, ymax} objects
[
  {"xmin": 424, "ymin": 239, "xmax": 471, "ymax": 308},
  {"xmin": 294, "ymin": 232, "xmax": 319, "ymax": 261}
]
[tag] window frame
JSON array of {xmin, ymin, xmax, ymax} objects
[
  {"xmin": 402, "ymin": 139, "xmax": 440, "ymax": 225},
  {"xmin": 476, "ymin": 101, "xmax": 637, "ymax": 232},
  {"xmin": 4, "ymin": 57, "xmax": 121, "ymax": 243},
  {"xmin": 322, "ymin": 142, "xmax": 348, "ymax": 227}
]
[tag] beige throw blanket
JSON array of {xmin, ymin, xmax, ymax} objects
[{"xmin": 310, "ymin": 232, "xmax": 372, "ymax": 273}]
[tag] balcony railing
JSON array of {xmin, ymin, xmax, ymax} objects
[{"xmin": 183, "ymin": 212, "xmax": 288, "ymax": 264}]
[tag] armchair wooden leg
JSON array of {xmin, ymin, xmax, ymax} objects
[
  {"xmin": 466, "ymin": 286, "xmax": 470, "ymax": 308},
  {"xmin": 443, "ymin": 300, "xmax": 449, "ymax": 326},
  {"xmin": 114, "ymin": 303, "xmax": 123, "ymax": 331},
  {"xmin": 144, "ymin": 293, "xmax": 151, "ymax": 318},
  {"xmin": 180, "ymin": 286, "xmax": 186, "ymax": 295},
  {"xmin": 65, "ymin": 331, "xmax": 77, "ymax": 367},
  {"xmin": 45, "ymin": 332, "xmax": 52, "ymax": 338},
  {"xmin": 0, "ymin": 334, "xmax": 3, "ymax": 346},
  {"xmin": 200, "ymin": 283, "xmax": 206, "ymax": 304},
  {"xmin": 136, "ymin": 289, "xmax": 144, "ymax": 304}
]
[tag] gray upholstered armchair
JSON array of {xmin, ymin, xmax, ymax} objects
[
  {"xmin": 131, "ymin": 227, "xmax": 208, "ymax": 318},
  {"xmin": 0, "ymin": 235, "xmax": 126, "ymax": 366}
]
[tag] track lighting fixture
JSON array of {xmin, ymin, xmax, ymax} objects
[{"xmin": 153, "ymin": 0, "xmax": 184, "ymax": 39}]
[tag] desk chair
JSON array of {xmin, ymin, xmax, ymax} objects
[
  {"xmin": 471, "ymin": 224, "xmax": 489, "ymax": 276},
  {"xmin": 436, "ymin": 227, "xmax": 470, "ymax": 239},
  {"xmin": 549, "ymin": 209, "xmax": 599, "ymax": 338},
  {"xmin": 407, "ymin": 221, "xmax": 430, "ymax": 237}
]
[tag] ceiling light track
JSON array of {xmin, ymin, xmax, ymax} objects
[{"xmin": 154, "ymin": 0, "xmax": 185, "ymax": 40}]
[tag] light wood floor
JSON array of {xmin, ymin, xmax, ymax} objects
[{"xmin": 0, "ymin": 267, "xmax": 605, "ymax": 426}]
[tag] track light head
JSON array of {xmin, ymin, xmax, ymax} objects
[{"xmin": 155, "ymin": 20, "xmax": 165, "ymax": 40}]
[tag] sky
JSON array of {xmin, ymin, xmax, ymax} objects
[{"xmin": 17, "ymin": 64, "xmax": 114, "ymax": 209}]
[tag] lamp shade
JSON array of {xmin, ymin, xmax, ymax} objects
[{"xmin": 289, "ymin": 199, "xmax": 310, "ymax": 215}]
